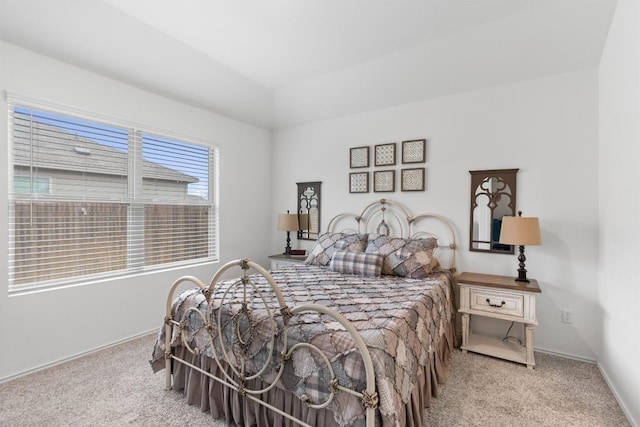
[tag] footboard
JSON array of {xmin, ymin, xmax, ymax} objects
[{"xmin": 162, "ymin": 259, "xmax": 378, "ymax": 427}]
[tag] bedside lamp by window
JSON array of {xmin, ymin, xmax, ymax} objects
[
  {"xmin": 499, "ymin": 211, "xmax": 542, "ymax": 282},
  {"xmin": 277, "ymin": 211, "xmax": 300, "ymax": 255}
]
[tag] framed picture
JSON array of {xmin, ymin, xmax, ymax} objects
[
  {"xmin": 350, "ymin": 146, "xmax": 369, "ymax": 168},
  {"xmin": 374, "ymin": 143, "xmax": 396, "ymax": 166},
  {"xmin": 401, "ymin": 168, "xmax": 425, "ymax": 191},
  {"xmin": 374, "ymin": 170, "xmax": 395, "ymax": 192},
  {"xmin": 349, "ymin": 172, "xmax": 369, "ymax": 193},
  {"xmin": 402, "ymin": 139, "xmax": 426, "ymax": 164}
]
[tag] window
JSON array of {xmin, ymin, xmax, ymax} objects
[
  {"xmin": 13, "ymin": 176, "xmax": 50, "ymax": 194},
  {"xmin": 8, "ymin": 101, "xmax": 218, "ymax": 290}
]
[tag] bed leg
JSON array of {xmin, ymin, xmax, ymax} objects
[
  {"xmin": 165, "ymin": 358, "xmax": 172, "ymax": 390},
  {"xmin": 164, "ymin": 322, "xmax": 173, "ymax": 391}
]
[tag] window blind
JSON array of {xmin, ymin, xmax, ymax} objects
[
  {"xmin": 141, "ymin": 133, "xmax": 215, "ymax": 267},
  {"xmin": 8, "ymin": 101, "xmax": 218, "ymax": 290}
]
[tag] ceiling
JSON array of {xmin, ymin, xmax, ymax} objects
[{"xmin": 0, "ymin": 0, "xmax": 617, "ymax": 129}]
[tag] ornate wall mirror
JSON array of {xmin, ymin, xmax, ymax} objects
[
  {"xmin": 469, "ymin": 169, "xmax": 518, "ymax": 254},
  {"xmin": 297, "ymin": 181, "xmax": 321, "ymax": 240}
]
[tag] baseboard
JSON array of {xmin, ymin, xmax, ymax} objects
[
  {"xmin": 0, "ymin": 329, "xmax": 157, "ymax": 384},
  {"xmin": 597, "ymin": 362, "xmax": 638, "ymax": 427},
  {"xmin": 533, "ymin": 346, "xmax": 597, "ymax": 364}
]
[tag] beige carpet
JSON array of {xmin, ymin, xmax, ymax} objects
[
  {"xmin": 424, "ymin": 350, "xmax": 630, "ymax": 427},
  {"xmin": 0, "ymin": 333, "xmax": 630, "ymax": 427}
]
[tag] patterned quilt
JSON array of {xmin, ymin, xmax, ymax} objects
[{"xmin": 150, "ymin": 264, "xmax": 455, "ymax": 427}]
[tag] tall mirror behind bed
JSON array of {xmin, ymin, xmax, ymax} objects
[
  {"xmin": 469, "ymin": 169, "xmax": 518, "ymax": 254},
  {"xmin": 297, "ymin": 181, "xmax": 321, "ymax": 240}
]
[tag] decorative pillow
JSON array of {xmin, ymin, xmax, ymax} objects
[
  {"xmin": 330, "ymin": 250, "xmax": 384, "ymax": 277},
  {"xmin": 387, "ymin": 239, "xmax": 438, "ymax": 278},
  {"xmin": 305, "ymin": 232, "xmax": 368, "ymax": 266},
  {"xmin": 365, "ymin": 234, "xmax": 408, "ymax": 274},
  {"xmin": 366, "ymin": 234, "xmax": 438, "ymax": 277}
]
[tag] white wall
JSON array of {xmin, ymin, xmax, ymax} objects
[
  {"xmin": 273, "ymin": 69, "xmax": 601, "ymax": 361},
  {"xmin": 598, "ymin": 0, "xmax": 640, "ymax": 424},
  {"xmin": 0, "ymin": 42, "xmax": 273, "ymax": 379}
]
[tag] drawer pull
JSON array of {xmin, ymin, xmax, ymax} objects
[{"xmin": 486, "ymin": 298, "xmax": 506, "ymax": 308}]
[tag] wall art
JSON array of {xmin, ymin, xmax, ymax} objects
[
  {"xmin": 401, "ymin": 168, "xmax": 425, "ymax": 191},
  {"xmin": 374, "ymin": 143, "xmax": 396, "ymax": 166},
  {"xmin": 350, "ymin": 146, "xmax": 369, "ymax": 168},
  {"xmin": 373, "ymin": 170, "xmax": 395, "ymax": 192},
  {"xmin": 349, "ymin": 172, "xmax": 369, "ymax": 193},
  {"xmin": 402, "ymin": 139, "xmax": 426, "ymax": 164}
]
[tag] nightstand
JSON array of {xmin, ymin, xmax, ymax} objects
[
  {"xmin": 268, "ymin": 254, "xmax": 307, "ymax": 269},
  {"xmin": 457, "ymin": 272, "xmax": 541, "ymax": 369}
]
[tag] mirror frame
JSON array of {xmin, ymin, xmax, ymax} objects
[
  {"xmin": 297, "ymin": 181, "xmax": 321, "ymax": 241},
  {"xmin": 469, "ymin": 169, "xmax": 518, "ymax": 254}
]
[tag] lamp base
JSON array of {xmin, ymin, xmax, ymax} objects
[
  {"xmin": 283, "ymin": 231, "xmax": 292, "ymax": 255},
  {"xmin": 515, "ymin": 244, "xmax": 529, "ymax": 282}
]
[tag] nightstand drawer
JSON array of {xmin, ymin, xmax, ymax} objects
[{"xmin": 469, "ymin": 288, "xmax": 524, "ymax": 318}]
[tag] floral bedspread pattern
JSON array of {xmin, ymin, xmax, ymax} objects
[{"xmin": 151, "ymin": 264, "xmax": 455, "ymax": 427}]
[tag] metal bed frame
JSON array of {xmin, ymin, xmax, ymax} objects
[
  {"xmin": 161, "ymin": 199, "xmax": 457, "ymax": 427},
  {"xmin": 163, "ymin": 259, "xmax": 378, "ymax": 427}
]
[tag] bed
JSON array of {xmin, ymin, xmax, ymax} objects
[{"xmin": 150, "ymin": 199, "xmax": 458, "ymax": 427}]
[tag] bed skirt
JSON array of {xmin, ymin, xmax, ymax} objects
[{"xmin": 162, "ymin": 317, "xmax": 456, "ymax": 427}]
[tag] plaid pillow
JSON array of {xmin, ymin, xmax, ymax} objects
[
  {"xmin": 304, "ymin": 232, "xmax": 368, "ymax": 266},
  {"xmin": 366, "ymin": 234, "xmax": 438, "ymax": 277},
  {"xmin": 330, "ymin": 250, "xmax": 384, "ymax": 277}
]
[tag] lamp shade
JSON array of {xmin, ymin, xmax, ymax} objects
[
  {"xmin": 499, "ymin": 215, "xmax": 542, "ymax": 246},
  {"xmin": 277, "ymin": 213, "xmax": 299, "ymax": 231}
]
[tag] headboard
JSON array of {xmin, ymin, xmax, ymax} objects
[{"xmin": 326, "ymin": 199, "xmax": 458, "ymax": 271}]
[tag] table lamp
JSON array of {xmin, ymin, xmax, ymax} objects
[
  {"xmin": 277, "ymin": 211, "xmax": 299, "ymax": 255},
  {"xmin": 499, "ymin": 211, "xmax": 542, "ymax": 282}
]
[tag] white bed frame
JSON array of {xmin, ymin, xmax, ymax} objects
[{"xmin": 161, "ymin": 199, "xmax": 457, "ymax": 426}]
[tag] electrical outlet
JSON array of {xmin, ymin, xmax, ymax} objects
[{"xmin": 561, "ymin": 309, "xmax": 573, "ymax": 324}]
